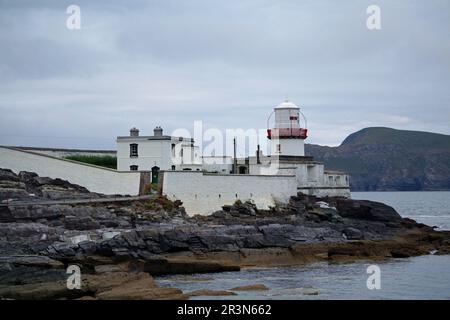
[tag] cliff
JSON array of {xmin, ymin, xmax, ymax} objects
[{"xmin": 306, "ymin": 127, "xmax": 450, "ymax": 191}]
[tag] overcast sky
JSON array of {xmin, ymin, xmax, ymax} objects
[{"xmin": 0, "ymin": 0, "xmax": 449, "ymax": 154}]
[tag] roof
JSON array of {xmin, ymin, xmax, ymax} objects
[{"xmin": 274, "ymin": 100, "xmax": 300, "ymax": 110}]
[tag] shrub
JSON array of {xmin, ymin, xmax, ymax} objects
[
  {"xmin": 144, "ymin": 196, "xmax": 182, "ymax": 211},
  {"xmin": 143, "ymin": 183, "xmax": 158, "ymax": 195}
]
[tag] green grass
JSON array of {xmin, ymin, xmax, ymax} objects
[{"xmin": 65, "ymin": 155, "xmax": 117, "ymax": 169}]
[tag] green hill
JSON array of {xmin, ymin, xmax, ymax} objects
[{"xmin": 306, "ymin": 127, "xmax": 450, "ymax": 191}]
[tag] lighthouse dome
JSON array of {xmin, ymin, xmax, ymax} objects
[{"xmin": 275, "ymin": 100, "xmax": 299, "ymax": 109}]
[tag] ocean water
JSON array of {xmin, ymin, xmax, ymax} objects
[
  {"xmin": 156, "ymin": 191, "xmax": 450, "ymax": 299},
  {"xmin": 353, "ymin": 191, "xmax": 450, "ymax": 231}
]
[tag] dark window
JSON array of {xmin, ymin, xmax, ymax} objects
[
  {"xmin": 130, "ymin": 144, "xmax": 138, "ymax": 157},
  {"xmin": 239, "ymin": 166, "xmax": 247, "ymax": 174},
  {"xmin": 171, "ymin": 165, "xmax": 176, "ymax": 170},
  {"xmin": 289, "ymin": 116, "xmax": 298, "ymax": 120},
  {"xmin": 130, "ymin": 165, "xmax": 138, "ymax": 171}
]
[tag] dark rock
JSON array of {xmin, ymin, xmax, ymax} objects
[
  {"xmin": 343, "ymin": 227, "xmax": 364, "ymax": 240},
  {"xmin": 336, "ymin": 199, "xmax": 402, "ymax": 222}
]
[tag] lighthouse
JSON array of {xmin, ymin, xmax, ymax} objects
[{"xmin": 267, "ymin": 100, "xmax": 308, "ymax": 156}]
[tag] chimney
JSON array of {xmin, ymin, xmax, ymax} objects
[
  {"xmin": 154, "ymin": 126, "xmax": 163, "ymax": 136},
  {"xmin": 130, "ymin": 127, "xmax": 139, "ymax": 137}
]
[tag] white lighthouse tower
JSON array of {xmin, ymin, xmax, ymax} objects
[{"xmin": 267, "ymin": 100, "xmax": 308, "ymax": 156}]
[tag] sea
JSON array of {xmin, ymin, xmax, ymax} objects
[{"xmin": 155, "ymin": 191, "xmax": 450, "ymax": 299}]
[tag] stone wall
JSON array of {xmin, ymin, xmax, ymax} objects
[
  {"xmin": 161, "ymin": 171, "xmax": 297, "ymax": 215},
  {"xmin": 0, "ymin": 147, "xmax": 141, "ymax": 196}
]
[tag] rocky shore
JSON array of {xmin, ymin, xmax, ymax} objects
[{"xmin": 1, "ymin": 168, "xmax": 449, "ymax": 299}]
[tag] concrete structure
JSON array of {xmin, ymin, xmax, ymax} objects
[
  {"xmin": 116, "ymin": 127, "xmax": 201, "ymax": 181},
  {"xmin": 160, "ymin": 171, "xmax": 297, "ymax": 215},
  {"xmin": 201, "ymin": 156, "xmax": 233, "ymax": 173},
  {"xmin": 0, "ymin": 146, "xmax": 116, "ymax": 159},
  {"xmin": 0, "ymin": 147, "xmax": 143, "ymax": 195}
]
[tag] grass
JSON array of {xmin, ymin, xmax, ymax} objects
[
  {"xmin": 64, "ymin": 155, "xmax": 117, "ymax": 169},
  {"xmin": 144, "ymin": 195, "xmax": 183, "ymax": 211}
]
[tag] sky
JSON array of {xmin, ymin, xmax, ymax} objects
[{"xmin": 0, "ymin": 0, "xmax": 449, "ymax": 155}]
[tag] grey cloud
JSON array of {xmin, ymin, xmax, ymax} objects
[{"xmin": 0, "ymin": 0, "xmax": 449, "ymax": 150}]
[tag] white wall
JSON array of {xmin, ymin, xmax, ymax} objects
[
  {"xmin": 202, "ymin": 156, "xmax": 233, "ymax": 173},
  {"xmin": 117, "ymin": 138, "xmax": 200, "ymax": 171},
  {"xmin": 270, "ymin": 138, "xmax": 305, "ymax": 156},
  {"xmin": 117, "ymin": 139, "xmax": 170, "ymax": 171},
  {"xmin": 298, "ymin": 187, "xmax": 351, "ymax": 198},
  {"xmin": 161, "ymin": 171, "xmax": 298, "ymax": 216},
  {"xmin": 0, "ymin": 147, "xmax": 141, "ymax": 195}
]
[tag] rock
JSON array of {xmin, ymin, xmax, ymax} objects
[
  {"xmin": 303, "ymin": 289, "xmax": 319, "ymax": 296},
  {"xmin": 143, "ymin": 258, "xmax": 240, "ymax": 275},
  {"xmin": 187, "ymin": 289, "xmax": 237, "ymax": 297},
  {"xmin": 336, "ymin": 199, "xmax": 402, "ymax": 222},
  {"xmin": 88, "ymin": 272, "xmax": 186, "ymax": 300},
  {"xmin": 0, "ymin": 271, "xmax": 185, "ymax": 300},
  {"xmin": 231, "ymin": 284, "xmax": 268, "ymax": 291},
  {"xmin": 343, "ymin": 227, "xmax": 364, "ymax": 240},
  {"xmin": 94, "ymin": 264, "xmax": 123, "ymax": 274},
  {"xmin": 0, "ymin": 255, "xmax": 64, "ymax": 269}
]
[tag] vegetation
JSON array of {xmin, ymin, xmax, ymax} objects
[
  {"xmin": 144, "ymin": 196, "xmax": 183, "ymax": 211},
  {"xmin": 306, "ymin": 127, "xmax": 450, "ymax": 191},
  {"xmin": 143, "ymin": 183, "xmax": 158, "ymax": 195},
  {"xmin": 64, "ymin": 155, "xmax": 117, "ymax": 169}
]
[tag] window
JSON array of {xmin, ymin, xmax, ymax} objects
[
  {"xmin": 277, "ymin": 144, "xmax": 281, "ymax": 153},
  {"xmin": 171, "ymin": 165, "xmax": 176, "ymax": 171},
  {"xmin": 289, "ymin": 116, "xmax": 298, "ymax": 120},
  {"xmin": 130, "ymin": 144, "xmax": 138, "ymax": 157},
  {"xmin": 130, "ymin": 165, "xmax": 138, "ymax": 171}
]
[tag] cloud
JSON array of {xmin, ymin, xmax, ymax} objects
[{"xmin": 0, "ymin": 0, "xmax": 449, "ymax": 150}]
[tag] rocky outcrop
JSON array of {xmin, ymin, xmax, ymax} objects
[
  {"xmin": 0, "ymin": 169, "xmax": 95, "ymax": 201},
  {"xmin": 0, "ymin": 168, "xmax": 449, "ymax": 299}
]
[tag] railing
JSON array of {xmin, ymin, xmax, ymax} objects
[{"xmin": 267, "ymin": 128, "xmax": 308, "ymax": 139}]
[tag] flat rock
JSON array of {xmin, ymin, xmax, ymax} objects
[{"xmin": 231, "ymin": 284, "xmax": 269, "ymax": 291}]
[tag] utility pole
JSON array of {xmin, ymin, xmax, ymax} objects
[{"xmin": 233, "ymin": 138, "xmax": 237, "ymax": 174}]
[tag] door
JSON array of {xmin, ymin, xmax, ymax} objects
[{"xmin": 151, "ymin": 166, "xmax": 160, "ymax": 184}]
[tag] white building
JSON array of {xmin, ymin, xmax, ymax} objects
[
  {"xmin": 0, "ymin": 100, "xmax": 350, "ymax": 216},
  {"xmin": 116, "ymin": 126, "xmax": 202, "ymax": 183}
]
